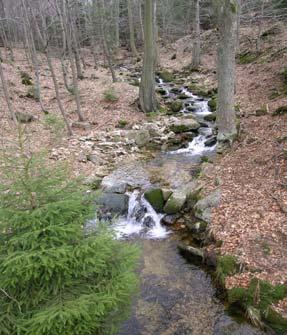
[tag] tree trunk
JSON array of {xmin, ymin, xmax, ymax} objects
[
  {"xmin": 114, "ymin": 0, "xmax": 120, "ymax": 49},
  {"xmin": 0, "ymin": 51, "xmax": 16, "ymax": 122},
  {"xmin": 216, "ymin": 0, "xmax": 238, "ymax": 147},
  {"xmin": 127, "ymin": 0, "xmax": 138, "ymax": 58},
  {"xmin": 192, "ymin": 0, "xmax": 201, "ymax": 69},
  {"xmin": 140, "ymin": 0, "xmax": 157, "ymax": 113},
  {"xmin": 0, "ymin": 0, "xmax": 5, "ymax": 47}
]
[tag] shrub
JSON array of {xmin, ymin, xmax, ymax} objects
[
  {"xmin": 20, "ymin": 71, "xmax": 33, "ymax": 86},
  {"xmin": 0, "ymin": 130, "xmax": 140, "ymax": 335},
  {"xmin": 103, "ymin": 87, "xmax": 119, "ymax": 102}
]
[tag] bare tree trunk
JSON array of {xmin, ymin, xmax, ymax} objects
[
  {"xmin": 192, "ymin": 0, "xmax": 201, "ymax": 69},
  {"xmin": 236, "ymin": 0, "xmax": 241, "ymax": 53},
  {"xmin": 0, "ymin": 51, "xmax": 16, "ymax": 122},
  {"xmin": 216, "ymin": 0, "xmax": 238, "ymax": 148},
  {"xmin": 98, "ymin": 0, "xmax": 117, "ymax": 82},
  {"xmin": 256, "ymin": 1, "xmax": 265, "ymax": 53},
  {"xmin": 140, "ymin": 0, "xmax": 157, "ymax": 113},
  {"xmin": 0, "ymin": 0, "xmax": 4, "ymax": 47},
  {"xmin": 127, "ymin": 0, "xmax": 138, "ymax": 58},
  {"xmin": 114, "ymin": 0, "xmax": 120, "ymax": 49}
]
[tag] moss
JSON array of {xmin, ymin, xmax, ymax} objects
[
  {"xmin": 208, "ymin": 97, "xmax": 217, "ymax": 112},
  {"xmin": 117, "ymin": 119, "xmax": 128, "ymax": 129},
  {"xmin": 216, "ymin": 255, "xmax": 238, "ymax": 285},
  {"xmin": 273, "ymin": 105, "xmax": 287, "ymax": 116},
  {"xmin": 204, "ymin": 113, "xmax": 216, "ymax": 122},
  {"xmin": 255, "ymin": 107, "xmax": 267, "ymax": 116},
  {"xmin": 188, "ymin": 83, "xmax": 210, "ymax": 97},
  {"xmin": 237, "ymin": 51, "xmax": 259, "ymax": 64},
  {"xmin": 144, "ymin": 188, "xmax": 165, "ymax": 212},
  {"xmin": 168, "ymin": 100, "xmax": 182, "ymax": 114},
  {"xmin": 158, "ymin": 70, "xmax": 174, "ymax": 82},
  {"xmin": 156, "ymin": 88, "xmax": 167, "ymax": 96}
]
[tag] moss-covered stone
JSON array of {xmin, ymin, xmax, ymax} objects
[
  {"xmin": 188, "ymin": 83, "xmax": 210, "ymax": 97},
  {"xmin": 163, "ymin": 190, "xmax": 186, "ymax": 214},
  {"xmin": 144, "ymin": 188, "xmax": 165, "ymax": 212},
  {"xmin": 169, "ymin": 119, "xmax": 200, "ymax": 133},
  {"xmin": 273, "ymin": 105, "xmax": 287, "ymax": 116},
  {"xmin": 168, "ymin": 100, "xmax": 182, "ymax": 113},
  {"xmin": 204, "ymin": 113, "xmax": 216, "ymax": 122},
  {"xmin": 158, "ymin": 70, "xmax": 174, "ymax": 82},
  {"xmin": 208, "ymin": 97, "xmax": 217, "ymax": 112}
]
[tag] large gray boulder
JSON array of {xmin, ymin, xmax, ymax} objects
[
  {"xmin": 101, "ymin": 175, "xmax": 127, "ymax": 194},
  {"xmin": 169, "ymin": 118, "xmax": 200, "ymax": 133},
  {"xmin": 163, "ymin": 190, "xmax": 186, "ymax": 214},
  {"xmin": 97, "ymin": 192, "xmax": 129, "ymax": 215},
  {"xmin": 194, "ymin": 189, "xmax": 221, "ymax": 223}
]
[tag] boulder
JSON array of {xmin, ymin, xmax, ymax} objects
[
  {"xmin": 83, "ymin": 175, "xmax": 102, "ymax": 190},
  {"xmin": 204, "ymin": 113, "xmax": 217, "ymax": 122},
  {"xmin": 101, "ymin": 175, "xmax": 127, "ymax": 194},
  {"xmin": 128, "ymin": 130, "xmax": 150, "ymax": 148},
  {"xmin": 162, "ymin": 189, "xmax": 173, "ymax": 201},
  {"xmin": 204, "ymin": 136, "xmax": 217, "ymax": 147},
  {"xmin": 178, "ymin": 243, "xmax": 204, "ymax": 262},
  {"xmin": 144, "ymin": 188, "xmax": 165, "ymax": 212},
  {"xmin": 162, "ymin": 214, "xmax": 180, "ymax": 226},
  {"xmin": 194, "ymin": 189, "xmax": 221, "ymax": 223},
  {"xmin": 97, "ymin": 192, "xmax": 129, "ymax": 215},
  {"xmin": 158, "ymin": 70, "xmax": 174, "ymax": 82},
  {"xmin": 163, "ymin": 190, "xmax": 186, "ymax": 214},
  {"xmin": 169, "ymin": 118, "xmax": 200, "ymax": 133},
  {"xmin": 168, "ymin": 100, "xmax": 183, "ymax": 114},
  {"xmin": 143, "ymin": 216, "xmax": 156, "ymax": 228}
]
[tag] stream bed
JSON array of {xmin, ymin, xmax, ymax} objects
[{"xmin": 96, "ymin": 76, "xmax": 267, "ymax": 335}]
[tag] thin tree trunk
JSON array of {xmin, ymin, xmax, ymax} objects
[
  {"xmin": 192, "ymin": 0, "xmax": 201, "ymax": 69},
  {"xmin": 127, "ymin": 0, "xmax": 138, "ymax": 58},
  {"xmin": 114, "ymin": 0, "xmax": 120, "ymax": 49},
  {"xmin": 0, "ymin": 51, "xmax": 17, "ymax": 122},
  {"xmin": 216, "ymin": 0, "xmax": 238, "ymax": 147},
  {"xmin": 256, "ymin": 1, "xmax": 265, "ymax": 53},
  {"xmin": 140, "ymin": 0, "xmax": 157, "ymax": 113}
]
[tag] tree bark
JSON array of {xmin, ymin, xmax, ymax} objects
[
  {"xmin": 127, "ymin": 0, "xmax": 138, "ymax": 58},
  {"xmin": 216, "ymin": 0, "xmax": 238, "ymax": 147},
  {"xmin": 192, "ymin": 0, "xmax": 201, "ymax": 68},
  {"xmin": 0, "ymin": 0, "xmax": 4, "ymax": 47},
  {"xmin": 139, "ymin": 0, "xmax": 157, "ymax": 113}
]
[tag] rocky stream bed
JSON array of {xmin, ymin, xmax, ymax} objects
[{"xmin": 84, "ymin": 74, "xmax": 272, "ymax": 335}]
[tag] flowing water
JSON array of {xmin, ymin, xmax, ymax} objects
[{"xmin": 109, "ymin": 76, "xmax": 266, "ymax": 335}]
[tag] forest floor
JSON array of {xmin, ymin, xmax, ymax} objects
[{"xmin": 0, "ymin": 22, "xmax": 286, "ymax": 316}]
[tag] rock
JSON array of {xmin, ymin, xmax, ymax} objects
[
  {"xmin": 187, "ymin": 221, "xmax": 208, "ymax": 234},
  {"xmin": 255, "ymin": 107, "xmax": 267, "ymax": 116},
  {"xmin": 214, "ymin": 315, "xmax": 265, "ymax": 335},
  {"xmin": 101, "ymin": 176, "xmax": 127, "ymax": 194},
  {"xmin": 186, "ymin": 106, "xmax": 198, "ymax": 112},
  {"xmin": 143, "ymin": 216, "xmax": 156, "ymax": 228},
  {"xmin": 156, "ymin": 88, "xmax": 167, "ymax": 96},
  {"xmin": 194, "ymin": 190, "xmax": 221, "ymax": 223},
  {"xmin": 162, "ymin": 189, "xmax": 173, "ymax": 201},
  {"xmin": 162, "ymin": 214, "xmax": 180, "ymax": 225},
  {"xmin": 164, "ymin": 190, "xmax": 186, "ymax": 214},
  {"xmin": 144, "ymin": 188, "xmax": 165, "ymax": 212},
  {"xmin": 169, "ymin": 118, "xmax": 200, "ymax": 133},
  {"xmin": 78, "ymin": 153, "xmax": 88, "ymax": 163},
  {"xmin": 204, "ymin": 136, "xmax": 217, "ymax": 147},
  {"xmin": 178, "ymin": 243, "xmax": 204, "ymax": 261},
  {"xmin": 83, "ymin": 175, "xmax": 102, "ymax": 189},
  {"xmin": 168, "ymin": 100, "xmax": 183, "ymax": 114},
  {"xmin": 177, "ymin": 93, "xmax": 190, "ymax": 99},
  {"xmin": 204, "ymin": 113, "xmax": 217, "ymax": 122},
  {"xmin": 72, "ymin": 121, "xmax": 91, "ymax": 130},
  {"xmin": 170, "ymin": 87, "xmax": 181, "ymax": 94},
  {"xmin": 87, "ymin": 154, "xmax": 103, "ymax": 164},
  {"xmin": 15, "ymin": 111, "xmax": 35, "ymax": 123},
  {"xmin": 97, "ymin": 192, "xmax": 129, "ymax": 215},
  {"xmin": 128, "ymin": 130, "xmax": 150, "ymax": 148},
  {"xmin": 208, "ymin": 97, "xmax": 217, "ymax": 112}
]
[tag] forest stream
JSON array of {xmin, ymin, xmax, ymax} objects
[{"xmin": 93, "ymin": 78, "xmax": 268, "ymax": 335}]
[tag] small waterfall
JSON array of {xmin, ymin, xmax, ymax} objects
[{"xmin": 114, "ymin": 191, "xmax": 169, "ymax": 239}]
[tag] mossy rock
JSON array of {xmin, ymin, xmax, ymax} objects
[
  {"xmin": 188, "ymin": 83, "xmax": 210, "ymax": 97},
  {"xmin": 208, "ymin": 97, "xmax": 217, "ymax": 112},
  {"xmin": 273, "ymin": 106, "xmax": 287, "ymax": 116},
  {"xmin": 204, "ymin": 113, "xmax": 216, "ymax": 122},
  {"xmin": 144, "ymin": 188, "xmax": 164, "ymax": 212},
  {"xmin": 163, "ymin": 190, "xmax": 186, "ymax": 214},
  {"xmin": 156, "ymin": 88, "xmax": 167, "ymax": 96},
  {"xmin": 158, "ymin": 70, "xmax": 174, "ymax": 82},
  {"xmin": 117, "ymin": 120, "xmax": 128, "ymax": 129},
  {"xmin": 168, "ymin": 100, "xmax": 182, "ymax": 113}
]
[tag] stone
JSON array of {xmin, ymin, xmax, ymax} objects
[
  {"xmin": 185, "ymin": 181, "xmax": 202, "ymax": 209},
  {"xmin": 72, "ymin": 121, "xmax": 91, "ymax": 130},
  {"xmin": 208, "ymin": 97, "xmax": 217, "ymax": 112},
  {"xmin": 158, "ymin": 70, "xmax": 174, "ymax": 82},
  {"xmin": 168, "ymin": 100, "xmax": 183, "ymax": 114},
  {"xmin": 214, "ymin": 315, "xmax": 265, "ymax": 335},
  {"xmin": 178, "ymin": 243, "xmax": 204, "ymax": 261},
  {"xmin": 128, "ymin": 130, "xmax": 150, "ymax": 148},
  {"xmin": 87, "ymin": 154, "xmax": 103, "ymax": 164},
  {"xmin": 97, "ymin": 192, "xmax": 129, "ymax": 215},
  {"xmin": 143, "ymin": 216, "xmax": 156, "ymax": 228},
  {"xmin": 169, "ymin": 118, "xmax": 200, "ymax": 134},
  {"xmin": 15, "ymin": 111, "xmax": 35, "ymax": 123},
  {"xmin": 163, "ymin": 190, "xmax": 186, "ymax": 214},
  {"xmin": 204, "ymin": 136, "xmax": 217, "ymax": 147},
  {"xmin": 204, "ymin": 113, "xmax": 216, "ymax": 122},
  {"xmin": 162, "ymin": 189, "xmax": 172, "ymax": 201},
  {"xmin": 187, "ymin": 221, "xmax": 208, "ymax": 234},
  {"xmin": 101, "ymin": 175, "xmax": 127, "ymax": 194},
  {"xmin": 255, "ymin": 107, "xmax": 267, "ymax": 116},
  {"xmin": 83, "ymin": 175, "xmax": 102, "ymax": 189},
  {"xmin": 162, "ymin": 214, "xmax": 180, "ymax": 225},
  {"xmin": 144, "ymin": 188, "xmax": 165, "ymax": 212},
  {"xmin": 194, "ymin": 189, "xmax": 221, "ymax": 223}
]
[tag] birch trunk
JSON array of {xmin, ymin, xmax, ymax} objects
[
  {"xmin": 139, "ymin": 0, "xmax": 157, "ymax": 113},
  {"xmin": 216, "ymin": 0, "xmax": 238, "ymax": 147}
]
